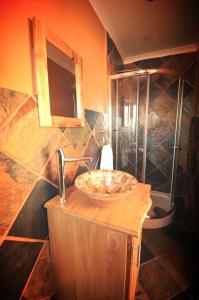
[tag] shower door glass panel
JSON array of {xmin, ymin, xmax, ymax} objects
[
  {"xmin": 111, "ymin": 76, "xmax": 148, "ymax": 182},
  {"xmin": 111, "ymin": 74, "xmax": 179, "ymax": 194},
  {"xmin": 145, "ymin": 74, "xmax": 178, "ymax": 193}
]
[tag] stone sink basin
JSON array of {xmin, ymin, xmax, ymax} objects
[{"xmin": 74, "ymin": 170, "xmax": 137, "ymax": 207}]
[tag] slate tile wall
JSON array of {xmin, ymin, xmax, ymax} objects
[
  {"xmin": 0, "ymin": 87, "xmax": 109, "ymax": 299},
  {"xmin": 145, "ymin": 52, "xmax": 197, "ymax": 195},
  {"xmin": 122, "ymin": 52, "xmax": 197, "ymax": 196}
]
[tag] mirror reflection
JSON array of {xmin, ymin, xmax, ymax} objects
[{"xmin": 47, "ymin": 41, "xmax": 77, "ymax": 118}]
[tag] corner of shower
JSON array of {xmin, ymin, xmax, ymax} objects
[{"xmin": 110, "ymin": 70, "xmax": 186, "ymax": 230}]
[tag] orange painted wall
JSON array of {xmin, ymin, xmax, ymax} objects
[{"xmin": 0, "ymin": 0, "xmax": 107, "ymax": 112}]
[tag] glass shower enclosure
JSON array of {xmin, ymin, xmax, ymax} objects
[{"xmin": 110, "ymin": 71, "xmax": 185, "ymax": 224}]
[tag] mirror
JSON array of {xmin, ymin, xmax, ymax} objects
[{"xmin": 32, "ymin": 17, "xmax": 84, "ymax": 127}]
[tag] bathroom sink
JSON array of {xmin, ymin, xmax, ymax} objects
[{"xmin": 74, "ymin": 170, "xmax": 137, "ymax": 207}]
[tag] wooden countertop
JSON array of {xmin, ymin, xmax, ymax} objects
[{"xmin": 45, "ymin": 183, "xmax": 152, "ymax": 237}]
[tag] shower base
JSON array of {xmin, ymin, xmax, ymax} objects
[{"xmin": 143, "ymin": 190, "xmax": 175, "ymax": 229}]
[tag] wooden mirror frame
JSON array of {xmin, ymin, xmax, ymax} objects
[{"xmin": 32, "ymin": 17, "xmax": 84, "ymax": 127}]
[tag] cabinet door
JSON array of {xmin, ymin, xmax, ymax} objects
[{"xmin": 48, "ymin": 209, "xmax": 128, "ymax": 300}]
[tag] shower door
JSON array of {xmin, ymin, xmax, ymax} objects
[
  {"xmin": 111, "ymin": 74, "xmax": 149, "ymax": 183},
  {"xmin": 111, "ymin": 73, "xmax": 182, "ymax": 199}
]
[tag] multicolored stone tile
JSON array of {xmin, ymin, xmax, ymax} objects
[
  {"xmin": 42, "ymin": 135, "xmax": 80, "ymax": 187},
  {"xmin": 147, "ymin": 144, "xmax": 171, "ymax": 168},
  {"xmin": 0, "ymin": 240, "xmax": 42, "ymax": 300},
  {"xmin": 161, "ymin": 134, "xmax": 175, "ymax": 155},
  {"xmin": 22, "ymin": 242, "xmax": 54, "ymax": 300},
  {"xmin": 8, "ymin": 179, "xmax": 58, "ymax": 239},
  {"xmin": 156, "ymin": 180, "xmax": 171, "ymax": 193},
  {"xmin": 183, "ymin": 61, "xmax": 196, "ymax": 87},
  {"xmin": 0, "ymin": 97, "xmax": 62, "ymax": 174},
  {"xmin": 64, "ymin": 122, "xmax": 91, "ymax": 156},
  {"xmin": 166, "ymin": 79, "xmax": 180, "ymax": 101},
  {"xmin": 149, "ymin": 92, "xmax": 177, "ymax": 129},
  {"xmin": 139, "ymin": 258, "xmax": 181, "ymax": 300},
  {"xmin": 94, "ymin": 113, "xmax": 109, "ymax": 147},
  {"xmin": 145, "ymin": 168, "xmax": 168, "ymax": 190},
  {"xmin": 161, "ymin": 52, "xmax": 196, "ymax": 76},
  {"xmin": 0, "ymin": 87, "xmax": 28, "ymax": 129},
  {"xmin": 140, "ymin": 243, "xmax": 154, "ymax": 264},
  {"xmin": 151, "ymin": 69, "xmax": 178, "ymax": 91},
  {"xmin": 84, "ymin": 135, "xmax": 100, "ymax": 170},
  {"xmin": 85, "ymin": 109, "xmax": 99, "ymax": 130},
  {"xmin": 0, "ymin": 152, "xmax": 36, "ymax": 235}
]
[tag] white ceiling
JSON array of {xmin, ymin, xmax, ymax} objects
[{"xmin": 89, "ymin": 0, "xmax": 199, "ymax": 64}]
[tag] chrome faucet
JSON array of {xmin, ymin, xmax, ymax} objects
[{"xmin": 56, "ymin": 147, "xmax": 92, "ymax": 204}]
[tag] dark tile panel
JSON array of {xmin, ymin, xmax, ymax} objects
[
  {"xmin": 158, "ymin": 159, "xmax": 176, "ymax": 178},
  {"xmin": 137, "ymin": 57, "xmax": 164, "ymax": 69},
  {"xmin": 140, "ymin": 243, "xmax": 154, "ymax": 264},
  {"xmin": 94, "ymin": 113, "xmax": 109, "ymax": 147},
  {"xmin": 147, "ymin": 133, "xmax": 159, "ymax": 151},
  {"xmin": 85, "ymin": 109, "xmax": 99, "ymax": 130},
  {"xmin": 139, "ymin": 258, "xmax": 181, "ymax": 300},
  {"xmin": 147, "ymin": 145, "xmax": 171, "ymax": 168},
  {"xmin": 0, "ymin": 152, "xmax": 36, "ymax": 235},
  {"xmin": 84, "ymin": 135, "xmax": 100, "ymax": 170},
  {"xmin": 0, "ymin": 240, "xmax": 42, "ymax": 300},
  {"xmin": 156, "ymin": 180, "xmax": 171, "ymax": 193},
  {"xmin": 161, "ymin": 134, "xmax": 175, "ymax": 155},
  {"xmin": 145, "ymin": 157, "xmax": 156, "ymax": 175},
  {"xmin": 149, "ymin": 81, "xmax": 162, "ymax": 102},
  {"xmin": 182, "ymin": 83, "xmax": 195, "ymax": 116},
  {"xmin": 151, "ymin": 71, "xmax": 178, "ymax": 92},
  {"xmin": 171, "ymin": 292, "xmax": 191, "ymax": 300},
  {"xmin": 183, "ymin": 61, "xmax": 196, "ymax": 86},
  {"xmin": 183, "ymin": 81, "xmax": 194, "ymax": 98},
  {"xmin": 9, "ymin": 179, "xmax": 58, "ymax": 239},
  {"xmin": 148, "ymin": 119, "xmax": 173, "ymax": 144},
  {"xmin": 145, "ymin": 169, "xmax": 168, "ymax": 190},
  {"xmin": 0, "ymin": 87, "xmax": 28, "ymax": 128},
  {"xmin": 162, "ymin": 52, "xmax": 196, "ymax": 76},
  {"xmin": 166, "ymin": 79, "xmax": 179, "ymax": 101},
  {"xmin": 22, "ymin": 242, "xmax": 54, "ymax": 300}
]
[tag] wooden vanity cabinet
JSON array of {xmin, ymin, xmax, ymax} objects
[{"xmin": 45, "ymin": 183, "xmax": 151, "ymax": 300}]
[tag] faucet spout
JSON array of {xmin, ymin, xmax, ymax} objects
[{"xmin": 56, "ymin": 148, "xmax": 92, "ymax": 204}]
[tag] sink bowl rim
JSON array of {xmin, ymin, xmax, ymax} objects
[{"xmin": 74, "ymin": 169, "xmax": 138, "ymax": 203}]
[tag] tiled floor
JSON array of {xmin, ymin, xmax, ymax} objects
[{"xmin": 136, "ymin": 223, "xmax": 199, "ymax": 300}]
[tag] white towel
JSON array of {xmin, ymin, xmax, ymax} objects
[{"xmin": 100, "ymin": 144, "xmax": 113, "ymax": 170}]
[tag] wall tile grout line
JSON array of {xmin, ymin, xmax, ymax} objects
[
  {"xmin": 3, "ymin": 236, "xmax": 48, "ymax": 243},
  {"xmin": 19, "ymin": 242, "xmax": 47, "ymax": 300},
  {"xmin": 0, "ymin": 146, "xmax": 41, "ymax": 178},
  {"xmin": 0, "ymin": 178, "xmax": 39, "ymax": 246},
  {"xmin": 0, "ymin": 94, "xmax": 31, "ymax": 133}
]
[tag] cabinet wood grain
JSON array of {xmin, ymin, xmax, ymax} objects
[{"xmin": 45, "ymin": 183, "xmax": 151, "ymax": 299}]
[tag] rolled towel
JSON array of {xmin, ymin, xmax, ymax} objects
[{"xmin": 100, "ymin": 144, "xmax": 113, "ymax": 170}]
